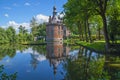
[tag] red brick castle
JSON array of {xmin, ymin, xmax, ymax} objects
[{"xmin": 46, "ymin": 6, "xmax": 70, "ymax": 43}]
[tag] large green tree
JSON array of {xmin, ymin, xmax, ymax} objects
[
  {"xmin": 17, "ymin": 25, "xmax": 32, "ymax": 43},
  {"xmin": 64, "ymin": 0, "xmax": 120, "ymax": 50},
  {"xmin": 108, "ymin": 0, "xmax": 120, "ymax": 43},
  {"xmin": 6, "ymin": 26, "xmax": 16, "ymax": 43},
  {"xmin": 0, "ymin": 27, "xmax": 7, "ymax": 43},
  {"xmin": 64, "ymin": 0, "xmax": 89, "ymax": 42},
  {"xmin": 30, "ymin": 17, "xmax": 39, "ymax": 37},
  {"xmin": 30, "ymin": 17, "xmax": 46, "ymax": 41},
  {"xmin": 89, "ymin": 0, "xmax": 110, "ymax": 49}
]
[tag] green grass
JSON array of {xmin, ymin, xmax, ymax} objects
[
  {"xmin": 108, "ymin": 64, "xmax": 120, "ymax": 68},
  {"xmin": 21, "ymin": 40, "xmax": 45, "ymax": 45},
  {"xmin": 64, "ymin": 38, "xmax": 106, "ymax": 51},
  {"xmin": 76, "ymin": 41, "xmax": 106, "ymax": 51},
  {"xmin": 117, "ymin": 40, "xmax": 120, "ymax": 43}
]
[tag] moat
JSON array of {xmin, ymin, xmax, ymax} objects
[{"xmin": 0, "ymin": 44, "xmax": 120, "ymax": 80}]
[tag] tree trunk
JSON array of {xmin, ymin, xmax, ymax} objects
[
  {"xmin": 77, "ymin": 21, "xmax": 82, "ymax": 41},
  {"xmin": 102, "ymin": 14, "xmax": 110, "ymax": 50},
  {"xmin": 81, "ymin": 32, "xmax": 84, "ymax": 41},
  {"xmin": 78, "ymin": 27, "xmax": 81, "ymax": 40},
  {"xmin": 87, "ymin": 20, "xmax": 92, "ymax": 43},
  {"xmin": 98, "ymin": 27, "xmax": 101, "ymax": 40},
  {"xmin": 84, "ymin": 21, "xmax": 88, "ymax": 42}
]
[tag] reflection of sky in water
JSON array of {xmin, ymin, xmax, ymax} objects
[
  {"xmin": 68, "ymin": 49, "xmax": 103, "ymax": 61},
  {"xmin": 0, "ymin": 47, "xmax": 66, "ymax": 80},
  {"xmin": 16, "ymin": 48, "xmax": 46, "ymax": 62},
  {"xmin": 0, "ymin": 45, "xmax": 105, "ymax": 80},
  {"xmin": 69, "ymin": 50, "xmax": 79, "ymax": 59},
  {"xmin": 86, "ymin": 50, "xmax": 103, "ymax": 60},
  {"xmin": 69, "ymin": 50, "xmax": 79, "ymax": 56}
]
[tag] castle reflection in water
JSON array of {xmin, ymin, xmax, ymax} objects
[
  {"xmin": 46, "ymin": 42, "xmax": 70, "ymax": 74},
  {"xmin": 30, "ymin": 42, "xmax": 71, "ymax": 74}
]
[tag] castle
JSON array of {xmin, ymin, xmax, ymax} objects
[{"xmin": 46, "ymin": 6, "xmax": 70, "ymax": 43}]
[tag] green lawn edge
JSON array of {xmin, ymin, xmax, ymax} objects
[{"xmin": 64, "ymin": 39, "xmax": 106, "ymax": 52}]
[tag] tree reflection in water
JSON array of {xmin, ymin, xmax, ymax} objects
[
  {"xmin": 64, "ymin": 46, "xmax": 120, "ymax": 80},
  {"xmin": 0, "ymin": 44, "xmax": 29, "ymax": 60},
  {"xmin": 30, "ymin": 48, "xmax": 46, "ymax": 70},
  {"xmin": 29, "ymin": 42, "xmax": 71, "ymax": 75},
  {"xmin": 0, "ymin": 65, "xmax": 17, "ymax": 80},
  {"xmin": 0, "ymin": 44, "xmax": 29, "ymax": 80},
  {"xmin": 0, "ymin": 44, "xmax": 119, "ymax": 80}
]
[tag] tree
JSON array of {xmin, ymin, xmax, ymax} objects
[
  {"xmin": 64, "ymin": 0, "xmax": 119, "ymax": 49},
  {"xmin": 89, "ymin": 0, "xmax": 111, "ymax": 49},
  {"xmin": 89, "ymin": 15, "xmax": 103, "ymax": 40},
  {"xmin": 6, "ymin": 26, "xmax": 16, "ymax": 43},
  {"xmin": 17, "ymin": 25, "xmax": 32, "ymax": 43},
  {"xmin": 0, "ymin": 27, "xmax": 6, "ymax": 43},
  {"xmin": 108, "ymin": 9, "xmax": 120, "ymax": 43},
  {"xmin": 108, "ymin": 0, "xmax": 120, "ymax": 43},
  {"xmin": 64, "ymin": 0, "xmax": 97, "ymax": 42},
  {"xmin": 64, "ymin": 0, "xmax": 88, "ymax": 41},
  {"xmin": 19, "ymin": 25, "xmax": 28, "ymax": 34},
  {"xmin": 30, "ymin": 17, "xmax": 39, "ymax": 37},
  {"xmin": 37, "ymin": 23, "xmax": 46, "ymax": 36},
  {"xmin": 19, "ymin": 25, "xmax": 25, "ymax": 34}
]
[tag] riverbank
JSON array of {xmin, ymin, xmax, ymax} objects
[
  {"xmin": 20, "ymin": 39, "xmax": 120, "ymax": 54},
  {"xmin": 64, "ymin": 39, "xmax": 120, "ymax": 54},
  {"xmin": 76, "ymin": 41, "xmax": 105, "ymax": 53},
  {"xmin": 21, "ymin": 41, "xmax": 46, "ymax": 45},
  {"xmin": 67, "ymin": 40, "xmax": 106, "ymax": 53}
]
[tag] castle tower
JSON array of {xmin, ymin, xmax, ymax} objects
[{"xmin": 46, "ymin": 6, "xmax": 63, "ymax": 43}]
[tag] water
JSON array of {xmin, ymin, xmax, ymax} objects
[{"xmin": 0, "ymin": 43, "xmax": 120, "ymax": 80}]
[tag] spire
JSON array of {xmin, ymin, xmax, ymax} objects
[{"xmin": 53, "ymin": 6, "xmax": 57, "ymax": 17}]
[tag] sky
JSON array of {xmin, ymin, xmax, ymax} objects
[{"xmin": 0, "ymin": 0, "xmax": 67, "ymax": 31}]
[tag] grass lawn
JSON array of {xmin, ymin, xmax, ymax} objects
[
  {"xmin": 76, "ymin": 40, "xmax": 106, "ymax": 51},
  {"xmin": 108, "ymin": 64, "xmax": 120, "ymax": 68},
  {"xmin": 21, "ymin": 40, "xmax": 45, "ymax": 45},
  {"xmin": 64, "ymin": 39, "xmax": 106, "ymax": 51}
]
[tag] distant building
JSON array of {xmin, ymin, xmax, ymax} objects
[
  {"xmin": 63, "ymin": 25, "xmax": 71, "ymax": 38},
  {"xmin": 46, "ymin": 6, "xmax": 70, "ymax": 42}
]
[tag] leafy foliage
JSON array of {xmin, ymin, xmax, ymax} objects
[
  {"xmin": 0, "ymin": 65, "xmax": 17, "ymax": 80},
  {"xmin": 63, "ymin": 0, "xmax": 120, "ymax": 49},
  {"xmin": 64, "ymin": 47, "xmax": 111, "ymax": 80}
]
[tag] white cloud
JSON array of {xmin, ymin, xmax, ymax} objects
[
  {"xmin": 35, "ymin": 14, "xmax": 49, "ymax": 23},
  {"xmin": 24, "ymin": 2, "xmax": 31, "ymax": 6},
  {"xmin": 16, "ymin": 48, "xmax": 46, "ymax": 62},
  {"xmin": 1, "ymin": 14, "xmax": 48, "ymax": 33},
  {"xmin": 7, "ymin": 21, "xmax": 30, "ymax": 33},
  {"xmin": 59, "ymin": 13, "xmax": 64, "ymax": 18},
  {"xmin": 58, "ymin": 12, "xmax": 65, "ymax": 18},
  {"xmin": 4, "ymin": 7, "xmax": 11, "ymax": 10},
  {"xmin": 4, "ymin": 13, "xmax": 9, "ymax": 17},
  {"xmin": 8, "ymin": 21, "xmax": 18, "ymax": 27}
]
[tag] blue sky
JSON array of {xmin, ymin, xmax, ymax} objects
[{"xmin": 0, "ymin": 0, "xmax": 67, "ymax": 30}]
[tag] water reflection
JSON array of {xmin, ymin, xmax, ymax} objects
[
  {"xmin": 0, "ymin": 44, "xmax": 119, "ymax": 80},
  {"xmin": 64, "ymin": 46, "xmax": 106, "ymax": 80},
  {"xmin": 0, "ymin": 44, "xmax": 29, "ymax": 60},
  {"xmin": 64, "ymin": 46, "xmax": 120, "ymax": 80},
  {"xmin": 46, "ymin": 42, "xmax": 70, "ymax": 75},
  {"xmin": 30, "ymin": 49, "xmax": 45, "ymax": 70}
]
